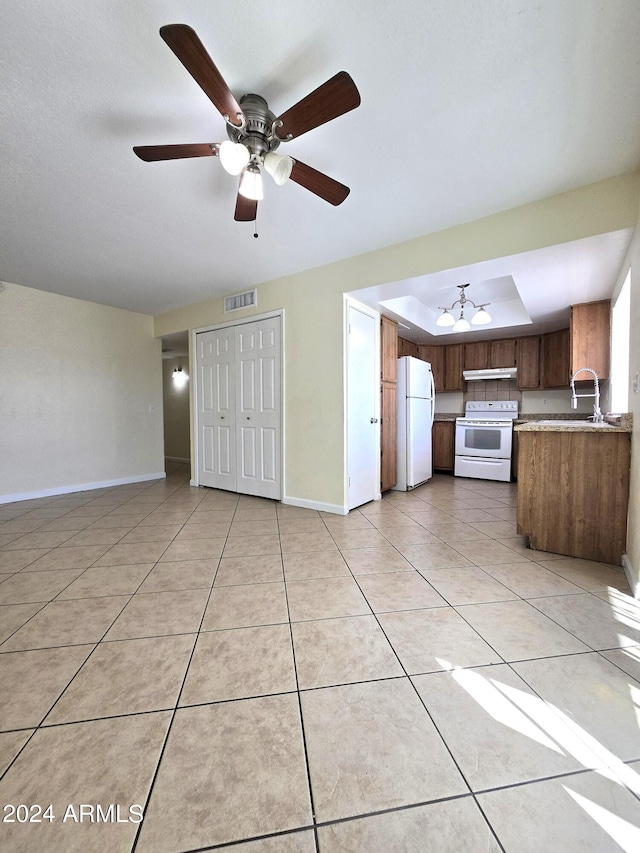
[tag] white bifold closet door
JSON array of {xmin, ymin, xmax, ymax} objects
[{"xmin": 196, "ymin": 316, "xmax": 281, "ymax": 499}]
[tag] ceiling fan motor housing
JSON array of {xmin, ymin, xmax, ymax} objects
[{"xmin": 227, "ymin": 94, "xmax": 281, "ymax": 159}]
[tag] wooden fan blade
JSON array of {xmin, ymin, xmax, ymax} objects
[
  {"xmin": 160, "ymin": 24, "xmax": 243, "ymax": 125},
  {"xmin": 234, "ymin": 190, "xmax": 257, "ymax": 222},
  {"xmin": 289, "ymin": 160, "xmax": 350, "ymax": 206},
  {"xmin": 133, "ymin": 143, "xmax": 218, "ymax": 162},
  {"xmin": 276, "ymin": 71, "xmax": 361, "ymax": 140}
]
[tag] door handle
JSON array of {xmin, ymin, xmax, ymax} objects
[{"xmin": 370, "ymin": 418, "xmax": 379, "ymax": 423}]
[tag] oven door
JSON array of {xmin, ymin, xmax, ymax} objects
[{"xmin": 455, "ymin": 419, "xmax": 513, "ymax": 460}]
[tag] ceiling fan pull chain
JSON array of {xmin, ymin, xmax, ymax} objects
[{"xmin": 253, "ymin": 207, "xmax": 259, "ymax": 239}]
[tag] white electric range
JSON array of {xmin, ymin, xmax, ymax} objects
[{"xmin": 454, "ymin": 401, "xmax": 519, "ymax": 482}]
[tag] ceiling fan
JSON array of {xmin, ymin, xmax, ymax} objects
[{"xmin": 133, "ymin": 24, "xmax": 361, "ymax": 224}]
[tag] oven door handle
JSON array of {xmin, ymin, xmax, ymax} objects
[{"xmin": 456, "ymin": 456, "xmax": 508, "ymax": 465}]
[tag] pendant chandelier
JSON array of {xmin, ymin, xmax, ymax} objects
[{"xmin": 436, "ymin": 284, "xmax": 492, "ymax": 332}]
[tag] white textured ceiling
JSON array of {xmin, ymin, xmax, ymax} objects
[{"xmin": 1, "ymin": 0, "xmax": 640, "ymax": 318}]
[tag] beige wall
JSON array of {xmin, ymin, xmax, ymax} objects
[
  {"xmin": 162, "ymin": 357, "xmax": 191, "ymax": 461},
  {"xmin": 155, "ymin": 173, "xmax": 640, "ymax": 512},
  {"xmin": 0, "ymin": 283, "xmax": 164, "ymax": 501}
]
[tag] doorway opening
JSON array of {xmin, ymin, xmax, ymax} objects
[{"xmin": 161, "ymin": 331, "xmax": 191, "ymax": 472}]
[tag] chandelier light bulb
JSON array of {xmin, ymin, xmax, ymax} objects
[
  {"xmin": 436, "ymin": 309, "xmax": 455, "ymax": 327},
  {"xmin": 452, "ymin": 314, "xmax": 471, "ymax": 333},
  {"xmin": 471, "ymin": 306, "xmax": 492, "ymax": 325}
]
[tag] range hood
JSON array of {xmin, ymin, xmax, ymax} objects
[{"xmin": 463, "ymin": 367, "xmax": 517, "ymax": 381}]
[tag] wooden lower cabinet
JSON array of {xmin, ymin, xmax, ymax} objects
[
  {"xmin": 432, "ymin": 421, "xmax": 455, "ymax": 471},
  {"xmin": 517, "ymin": 429, "xmax": 631, "ymax": 564},
  {"xmin": 511, "ymin": 431, "xmax": 518, "ymax": 480}
]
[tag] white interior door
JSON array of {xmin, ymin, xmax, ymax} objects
[
  {"xmin": 196, "ymin": 315, "xmax": 281, "ymax": 499},
  {"xmin": 196, "ymin": 327, "xmax": 236, "ymax": 490},
  {"xmin": 236, "ymin": 317, "xmax": 281, "ymax": 499},
  {"xmin": 346, "ymin": 302, "xmax": 380, "ymax": 510}
]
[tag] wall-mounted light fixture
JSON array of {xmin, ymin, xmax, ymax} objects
[
  {"xmin": 172, "ymin": 366, "xmax": 188, "ymax": 388},
  {"xmin": 436, "ymin": 284, "xmax": 492, "ymax": 332}
]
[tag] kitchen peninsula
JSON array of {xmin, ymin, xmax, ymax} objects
[{"xmin": 515, "ymin": 417, "xmax": 632, "ymax": 565}]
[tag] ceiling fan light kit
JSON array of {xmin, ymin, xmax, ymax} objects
[
  {"xmin": 263, "ymin": 152, "xmax": 294, "ymax": 185},
  {"xmin": 436, "ymin": 284, "xmax": 492, "ymax": 332},
  {"xmin": 219, "ymin": 140, "xmax": 250, "ymax": 176},
  {"xmin": 133, "ymin": 24, "xmax": 361, "ymax": 224},
  {"xmin": 239, "ymin": 163, "xmax": 264, "ymax": 201}
]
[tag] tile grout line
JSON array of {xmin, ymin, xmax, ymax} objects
[
  {"xmin": 277, "ymin": 509, "xmax": 321, "ymax": 853},
  {"xmin": 129, "ymin": 487, "xmax": 240, "ymax": 853}
]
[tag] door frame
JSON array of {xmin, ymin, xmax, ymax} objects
[
  {"xmin": 190, "ymin": 309, "xmax": 285, "ymax": 494},
  {"xmin": 343, "ymin": 296, "xmax": 381, "ymax": 509}
]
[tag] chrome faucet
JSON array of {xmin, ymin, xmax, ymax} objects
[{"xmin": 570, "ymin": 367, "xmax": 603, "ymax": 422}]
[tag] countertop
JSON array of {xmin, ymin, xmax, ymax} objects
[
  {"xmin": 515, "ymin": 414, "xmax": 632, "ymax": 433},
  {"xmin": 434, "ymin": 412, "xmax": 633, "ymax": 432}
]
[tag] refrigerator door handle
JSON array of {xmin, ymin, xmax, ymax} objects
[{"xmin": 429, "ymin": 370, "xmax": 436, "ymax": 425}]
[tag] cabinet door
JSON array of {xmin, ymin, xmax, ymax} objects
[
  {"xmin": 490, "ymin": 339, "xmax": 517, "ymax": 368},
  {"xmin": 418, "ymin": 346, "xmax": 445, "ymax": 392},
  {"xmin": 432, "ymin": 421, "xmax": 455, "ymax": 470},
  {"xmin": 511, "ymin": 431, "xmax": 519, "ymax": 480},
  {"xmin": 516, "ymin": 336, "xmax": 541, "ymax": 389},
  {"xmin": 464, "ymin": 341, "xmax": 489, "ymax": 370},
  {"xmin": 570, "ymin": 300, "xmax": 610, "ymax": 380},
  {"xmin": 398, "ymin": 337, "xmax": 418, "ymax": 359},
  {"xmin": 381, "ymin": 316, "xmax": 398, "ymax": 382},
  {"xmin": 444, "ymin": 344, "xmax": 463, "ymax": 391},
  {"xmin": 380, "ymin": 382, "xmax": 397, "ymax": 491},
  {"xmin": 542, "ymin": 328, "xmax": 570, "ymax": 388}
]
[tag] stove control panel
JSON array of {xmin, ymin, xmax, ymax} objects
[{"xmin": 464, "ymin": 400, "xmax": 519, "ymax": 415}]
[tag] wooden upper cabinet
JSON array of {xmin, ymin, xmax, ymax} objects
[
  {"xmin": 397, "ymin": 337, "xmax": 418, "ymax": 359},
  {"xmin": 380, "ymin": 316, "xmax": 398, "ymax": 493},
  {"xmin": 380, "ymin": 316, "xmax": 398, "ymax": 383},
  {"xmin": 570, "ymin": 300, "xmax": 610, "ymax": 380},
  {"xmin": 444, "ymin": 344, "xmax": 463, "ymax": 391},
  {"xmin": 516, "ymin": 336, "xmax": 541, "ymax": 389},
  {"xmin": 418, "ymin": 345, "xmax": 445, "ymax": 392},
  {"xmin": 464, "ymin": 341, "xmax": 489, "ymax": 370},
  {"xmin": 542, "ymin": 328, "xmax": 570, "ymax": 388},
  {"xmin": 380, "ymin": 383, "xmax": 397, "ymax": 492},
  {"xmin": 490, "ymin": 339, "xmax": 517, "ymax": 368}
]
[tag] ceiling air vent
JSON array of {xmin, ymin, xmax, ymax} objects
[{"xmin": 224, "ymin": 289, "xmax": 257, "ymax": 313}]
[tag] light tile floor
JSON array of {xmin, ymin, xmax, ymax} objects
[{"xmin": 1, "ymin": 464, "xmax": 640, "ymax": 852}]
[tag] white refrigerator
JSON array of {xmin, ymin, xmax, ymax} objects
[{"xmin": 393, "ymin": 356, "xmax": 435, "ymax": 490}]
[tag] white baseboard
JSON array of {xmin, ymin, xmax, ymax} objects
[
  {"xmin": 282, "ymin": 495, "xmax": 348, "ymax": 515},
  {"xmin": 622, "ymin": 553, "xmax": 639, "ymax": 599},
  {"xmin": 0, "ymin": 471, "xmax": 167, "ymax": 505}
]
